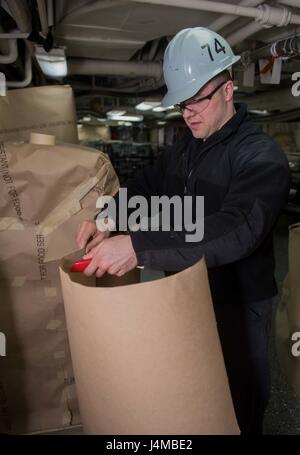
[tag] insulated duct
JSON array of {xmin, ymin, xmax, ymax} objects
[{"xmin": 68, "ymin": 59, "xmax": 163, "ymax": 79}]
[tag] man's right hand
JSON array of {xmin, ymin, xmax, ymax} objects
[{"xmin": 76, "ymin": 220, "xmax": 108, "ymax": 253}]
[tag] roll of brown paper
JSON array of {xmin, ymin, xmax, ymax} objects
[
  {"xmin": 29, "ymin": 132, "xmax": 56, "ymax": 146},
  {"xmin": 0, "ymin": 85, "xmax": 78, "ymax": 143},
  {"xmin": 59, "ymin": 256, "xmax": 239, "ymax": 435}
]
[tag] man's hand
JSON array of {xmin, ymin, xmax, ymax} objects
[
  {"xmin": 83, "ymin": 235, "xmax": 138, "ymax": 278},
  {"xmin": 76, "ymin": 220, "xmax": 109, "ymax": 253}
]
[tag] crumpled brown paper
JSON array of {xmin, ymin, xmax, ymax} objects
[{"xmin": 0, "ymin": 140, "xmax": 119, "ymax": 434}]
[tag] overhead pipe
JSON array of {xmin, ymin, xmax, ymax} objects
[
  {"xmin": 225, "ymin": 0, "xmax": 285, "ymax": 45},
  {"xmin": 278, "ymin": 0, "xmax": 300, "ymax": 8},
  {"xmin": 148, "ymin": 38, "xmax": 161, "ymax": 61},
  {"xmin": 0, "ymin": 38, "xmax": 18, "ymax": 64},
  {"xmin": 69, "ymin": 80, "xmax": 165, "ymax": 94},
  {"xmin": 6, "ymin": 50, "xmax": 32, "ymax": 88},
  {"xmin": 130, "ymin": 0, "xmax": 300, "ymax": 26},
  {"xmin": 0, "ymin": 1, "xmax": 31, "ymax": 64},
  {"xmin": 0, "ymin": 26, "xmax": 20, "ymax": 64},
  {"xmin": 247, "ymin": 33, "xmax": 300, "ymax": 59},
  {"xmin": 37, "ymin": 0, "xmax": 49, "ymax": 37},
  {"xmin": 47, "ymin": 0, "xmax": 54, "ymax": 27},
  {"xmin": 7, "ymin": 0, "xmax": 32, "ymax": 33},
  {"xmin": 208, "ymin": 0, "xmax": 266, "ymax": 32},
  {"xmin": 0, "ymin": 26, "xmax": 18, "ymax": 65},
  {"xmin": 68, "ymin": 59, "xmax": 163, "ymax": 79},
  {"xmin": 260, "ymin": 25, "xmax": 300, "ymax": 44},
  {"xmin": 0, "ymin": 25, "xmax": 33, "ymax": 65},
  {"xmin": 0, "ymin": 2, "xmax": 32, "ymax": 86},
  {"xmin": 227, "ymin": 21, "xmax": 265, "ymax": 46},
  {"xmin": 0, "ymin": 32, "xmax": 28, "ymax": 39}
]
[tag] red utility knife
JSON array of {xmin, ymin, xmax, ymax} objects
[{"xmin": 70, "ymin": 258, "xmax": 92, "ymax": 272}]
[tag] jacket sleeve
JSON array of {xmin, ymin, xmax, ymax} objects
[
  {"xmin": 123, "ymin": 146, "xmax": 171, "ymax": 199},
  {"xmin": 95, "ymin": 146, "xmax": 171, "ymax": 228},
  {"xmin": 129, "ymin": 139, "xmax": 291, "ymax": 271}
]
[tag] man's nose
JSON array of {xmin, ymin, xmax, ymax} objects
[{"xmin": 182, "ymin": 106, "xmax": 195, "ymax": 118}]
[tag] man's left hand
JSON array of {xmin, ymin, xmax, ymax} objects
[{"xmin": 83, "ymin": 235, "xmax": 138, "ymax": 278}]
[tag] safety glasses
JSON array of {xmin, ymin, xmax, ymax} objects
[{"xmin": 175, "ymin": 80, "xmax": 228, "ymax": 114}]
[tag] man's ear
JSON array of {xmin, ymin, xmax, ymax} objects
[{"xmin": 224, "ymin": 80, "xmax": 234, "ymax": 102}]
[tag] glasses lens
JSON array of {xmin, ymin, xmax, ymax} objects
[
  {"xmin": 180, "ymin": 97, "xmax": 210, "ymax": 113},
  {"xmin": 194, "ymin": 98, "xmax": 210, "ymax": 113},
  {"xmin": 180, "ymin": 80, "xmax": 227, "ymax": 114}
]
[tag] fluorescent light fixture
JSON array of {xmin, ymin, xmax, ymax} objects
[
  {"xmin": 117, "ymin": 121, "xmax": 133, "ymax": 126},
  {"xmin": 109, "ymin": 114, "xmax": 144, "ymax": 122},
  {"xmin": 35, "ymin": 45, "xmax": 67, "ymax": 78},
  {"xmin": 107, "ymin": 110, "xmax": 127, "ymax": 117},
  {"xmin": 234, "ymin": 85, "xmax": 239, "ymax": 91},
  {"xmin": 165, "ymin": 111, "xmax": 182, "ymax": 119},
  {"xmin": 157, "ymin": 121, "xmax": 167, "ymax": 126},
  {"xmin": 249, "ymin": 109, "xmax": 270, "ymax": 115},
  {"xmin": 153, "ymin": 105, "xmax": 167, "ymax": 112},
  {"xmin": 136, "ymin": 101, "xmax": 161, "ymax": 111},
  {"xmin": 82, "ymin": 116, "xmax": 91, "ymax": 122}
]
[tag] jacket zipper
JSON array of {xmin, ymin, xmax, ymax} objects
[
  {"xmin": 183, "ymin": 151, "xmax": 189, "ymax": 194},
  {"xmin": 183, "ymin": 144, "xmax": 212, "ymax": 194}
]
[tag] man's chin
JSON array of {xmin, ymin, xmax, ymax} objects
[{"xmin": 190, "ymin": 129, "xmax": 206, "ymax": 139}]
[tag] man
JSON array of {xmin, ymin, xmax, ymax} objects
[{"xmin": 76, "ymin": 27, "xmax": 290, "ymax": 434}]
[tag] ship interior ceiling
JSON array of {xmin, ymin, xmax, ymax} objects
[
  {"xmin": 1, "ymin": 0, "xmax": 299, "ymax": 201},
  {"xmin": 1, "ymin": 0, "xmax": 300, "ymax": 122}
]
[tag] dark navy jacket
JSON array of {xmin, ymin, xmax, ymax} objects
[{"xmin": 116, "ymin": 103, "xmax": 291, "ymax": 304}]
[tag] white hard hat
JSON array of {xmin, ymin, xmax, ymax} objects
[{"xmin": 162, "ymin": 27, "xmax": 240, "ymax": 107}]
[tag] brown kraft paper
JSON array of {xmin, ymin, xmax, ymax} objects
[
  {"xmin": 59, "ymin": 255, "xmax": 240, "ymax": 435},
  {"xmin": 0, "ymin": 85, "xmax": 78, "ymax": 143},
  {"xmin": 0, "ymin": 140, "xmax": 119, "ymax": 434}
]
